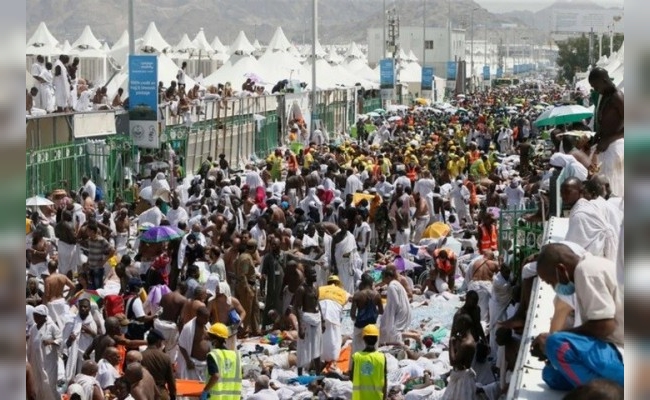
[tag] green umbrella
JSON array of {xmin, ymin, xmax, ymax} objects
[{"xmin": 533, "ymin": 105, "xmax": 593, "ymax": 128}]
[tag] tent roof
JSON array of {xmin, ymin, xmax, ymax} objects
[
  {"xmin": 26, "ymin": 22, "xmax": 60, "ymax": 56},
  {"xmin": 253, "ymin": 39, "xmax": 262, "ymax": 51},
  {"xmin": 345, "ymin": 42, "xmax": 365, "ymax": 60},
  {"xmin": 211, "ymin": 36, "xmax": 227, "ymax": 53},
  {"xmin": 141, "ymin": 22, "xmax": 171, "ymax": 53},
  {"xmin": 113, "ymin": 30, "xmax": 129, "ymax": 50},
  {"xmin": 72, "ymin": 25, "xmax": 102, "ymax": 50},
  {"xmin": 304, "ymin": 39, "xmax": 327, "ymax": 59},
  {"xmin": 267, "ymin": 27, "xmax": 293, "ymax": 52},
  {"xmin": 193, "ymin": 28, "xmax": 214, "ymax": 53},
  {"xmin": 60, "ymin": 40, "xmax": 72, "ymax": 54},
  {"xmin": 174, "ymin": 33, "xmax": 197, "ymax": 53},
  {"xmin": 203, "ymin": 54, "xmax": 266, "ymax": 88},
  {"xmin": 27, "ymin": 22, "xmax": 59, "ymax": 47},
  {"xmin": 407, "ymin": 50, "xmax": 418, "ymax": 62},
  {"xmin": 229, "ymin": 31, "xmax": 255, "ymax": 55},
  {"xmin": 258, "ymin": 50, "xmax": 304, "ymax": 83}
]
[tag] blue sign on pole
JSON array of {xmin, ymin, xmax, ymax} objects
[
  {"xmin": 446, "ymin": 61, "xmax": 457, "ymax": 80},
  {"xmin": 496, "ymin": 67, "xmax": 503, "ymax": 78},
  {"xmin": 482, "ymin": 65, "xmax": 490, "ymax": 81},
  {"xmin": 129, "ymin": 55, "xmax": 159, "ymax": 148},
  {"xmin": 379, "ymin": 58, "xmax": 395, "ymax": 89},
  {"xmin": 421, "ymin": 67, "xmax": 434, "ymax": 91}
]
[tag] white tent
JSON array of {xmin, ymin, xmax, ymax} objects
[
  {"xmin": 112, "ymin": 30, "xmax": 129, "ymax": 51},
  {"xmin": 258, "ymin": 47, "xmax": 304, "ymax": 84},
  {"xmin": 202, "ymin": 54, "xmax": 267, "ymax": 89},
  {"xmin": 174, "ymin": 34, "xmax": 197, "ymax": 53},
  {"xmin": 141, "ymin": 22, "xmax": 171, "ymax": 53},
  {"xmin": 26, "ymin": 22, "xmax": 60, "ymax": 56},
  {"xmin": 399, "ymin": 61, "xmax": 422, "ymax": 83},
  {"xmin": 344, "ymin": 42, "xmax": 365, "ymax": 60},
  {"xmin": 301, "ymin": 58, "xmax": 356, "ymax": 89},
  {"xmin": 108, "ymin": 38, "xmax": 144, "ymax": 69},
  {"xmin": 60, "ymin": 40, "xmax": 72, "ymax": 54},
  {"xmin": 576, "ymin": 42, "xmax": 624, "ymax": 94},
  {"xmin": 326, "ymin": 47, "xmax": 344, "ymax": 64},
  {"xmin": 407, "ymin": 50, "xmax": 418, "ymax": 63},
  {"xmin": 267, "ymin": 27, "xmax": 293, "ymax": 53},
  {"xmin": 253, "ymin": 39, "xmax": 262, "ymax": 51},
  {"xmin": 344, "ymin": 58, "xmax": 379, "ymax": 87},
  {"xmin": 193, "ymin": 28, "xmax": 214, "ymax": 54},
  {"xmin": 229, "ymin": 31, "xmax": 255, "ymax": 55},
  {"xmin": 210, "ymin": 36, "xmax": 227, "ymax": 54},
  {"xmin": 72, "ymin": 25, "xmax": 102, "ymax": 50}
]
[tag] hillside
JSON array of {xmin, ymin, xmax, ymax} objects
[{"xmin": 27, "ymin": 0, "xmax": 540, "ymax": 46}]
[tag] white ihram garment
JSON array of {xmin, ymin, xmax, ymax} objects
[
  {"xmin": 597, "ymin": 138, "xmax": 624, "ymax": 197},
  {"xmin": 177, "ymin": 318, "xmax": 208, "ymax": 380},
  {"xmin": 566, "ymin": 198, "xmax": 619, "ymax": 261},
  {"xmin": 62, "ymin": 313, "xmax": 97, "ymax": 382},
  {"xmin": 27, "ymin": 320, "xmax": 61, "ymax": 400},
  {"xmin": 297, "ymin": 311, "xmax": 322, "ymax": 368},
  {"xmin": 319, "ymin": 299, "xmax": 343, "ymax": 362},
  {"xmin": 334, "ymin": 231, "xmax": 360, "ymax": 295},
  {"xmin": 57, "ymin": 241, "xmax": 78, "ymax": 275},
  {"xmin": 380, "ymin": 280, "xmax": 411, "ymax": 344},
  {"xmin": 154, "ymin": 318, "xmax": 181, "ymax": 365}
]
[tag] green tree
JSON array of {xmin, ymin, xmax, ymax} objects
[{"xmin": 555, "ymin": 33, "xmax": 624, "ymax": 83}]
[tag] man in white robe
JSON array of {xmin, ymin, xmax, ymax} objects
[
  {"xmin": 562, "ymin": 177, "xmax": 619, "ymax": 261},
  {"xmin": 318, "ymin": 277, "xmax": 349, "ymax": 367},
  {"xmin": 488, "ymin": 268, "xmax": 512, "ymax": 361},
  {"xmin": 379, "ymin": 266, "xmax": 411, "ymax": 344},
  {"xmin": 62, "ymin": 298, "xmax": 98, "ymax": 382},
  {"xmin": 450, "ymin": 180, "xmax": 472, "ymax": 226},
  {"xmin": 71, "ymin": 361, "xmax": 103, "ymax": 400},
  {"xmin": 27, "ymin": 305, "xmax": 61, "ymax": 400},
  {"xmin": 331, "ymin": 226, "xmax": 361, "ymax": 295},
  {"xmin": 53, "ymin": 56, "xmax": 70, "ymax": 111},
  {"xmin": 177, "ymin": 309, "xmax": 210, "ymax": 380},
  {"xmin": 97, "ymin": 347, "xmax": 121, "ymax": 390}
]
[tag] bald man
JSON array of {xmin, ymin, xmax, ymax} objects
[
  {"xmin": 71, "ymin": 360, "xmax": 104, "ymax": 400},
  {"xmin": 97, "ymin": 346, "xmax": 121, "ymax": 390},
  {"xmin": 124, "ymin": 362, "xmax": 159, "ymax": 400},
  {"xmin": 561, "ymin": 177, "xmax": 619, "ymax": 261},
  {"xmin": 466, "ymin": 250, "xmax": 500, "ymax": 325},
  {"xmin": 249, "ymin": 375, "xmax": 280, "ymax": 400}
]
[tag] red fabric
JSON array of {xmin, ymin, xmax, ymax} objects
[{"xmin": 255, "ymin": 186, "xmax": 267, "ymax": 210}]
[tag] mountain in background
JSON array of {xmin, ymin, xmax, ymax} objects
[
  {"xmin": 497, "ymin": 0, "xmax": 621, "ymax": 32},
  {"xmin": 27, "ymin": 0, "xmax": 545, "ymax": 46}
]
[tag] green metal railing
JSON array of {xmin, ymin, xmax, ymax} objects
[
  {"xmin": 26, "ymin": 136, "xmax": 136, "ymax": 203},
  {"xmin": 362, "ymin": 97, "xmax": 382, "ymax": 114},
  {"xmin": 256, "ymin": 112, "xmax": 279, "ymax": 160},
  {"xmin": 498, "ymin": 207, "xmax": 544, "ymax": 280}
]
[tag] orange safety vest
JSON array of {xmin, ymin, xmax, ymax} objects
[
  {"xmin": 479, "ymin": 224, "xmax": 498, "ymax": 252},
  {"xmin": 406, "ymin": 164, "xmax": 417, "ymax": 182}
]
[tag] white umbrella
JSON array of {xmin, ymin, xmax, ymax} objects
[
  {"xmin": 26, "ymin": 196, "xmax": 54, "ymax": 206},
  {"xmin": 388, "ymin": 116, "xmax": 402, "ymax": 122},
  {"xmin": 366, "ymin": 111, "xmax": 380, "ymax": 118}
]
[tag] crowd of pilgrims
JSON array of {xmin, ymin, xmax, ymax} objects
[{"xmin": 26, "ymin": 81, "xmax": 624, "ymax": 400}]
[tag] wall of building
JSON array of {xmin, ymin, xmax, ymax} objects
[{"xmin": 367, "ymin": 26, "xmax": 466, "ymax": 73}]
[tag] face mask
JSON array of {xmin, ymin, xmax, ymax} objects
[{"xmin": 554, "ymin": 270, "xmax": 575, "ymax": 296}]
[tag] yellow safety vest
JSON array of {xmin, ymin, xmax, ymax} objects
[
  {"xmin": 207, "ymin": 349, "xmax": 242, "ymax": 400},
  {"xmin": 352, "ymin": 351, "xmax": 386, "ymax": 400}
]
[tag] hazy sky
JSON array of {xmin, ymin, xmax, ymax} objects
[{"xmin": 475, "ymin": 0, "xmax": 624, "ymax": 13}]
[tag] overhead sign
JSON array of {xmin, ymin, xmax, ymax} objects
[
  {"xmin": 128, "ymin": 55, "xmax": 159, "ymax": 148},
  {"xmin": 421, "ymin": 67, "xmax": 434, "ymax": 91},
  {"xmin": 496, "ymin": 67, "xmax": 503, "ymax": 78},
  {"xmin": 379, "ymin": 58, "xmax": 395, "ymax": 89},
  {"xmin": 483, "ymin": 65, "xmax": 490, "ymax": 81},
  {"xmin": 446, "ymin": 61, "xmax": 457, "ymax": 80}
]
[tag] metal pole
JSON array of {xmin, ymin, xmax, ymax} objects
[
  {"xmin": 470, "ymin": 9, "xmax": 474, "ymax": 87},
  {"xmin": 383, "ymin": 0, "xmax": 386, "ymax": 58},
  {"xmin": 609, "ymin": 24, "xmax": 614, "ymax": 56},
  {"xmin": 311, "ymin": 0, "xmax": 318, "ymax": 133},
  {"xmin": 422, "ymin": 0, "xmax": 426, "ymax": 67},
  {"xmin": 128, "ymin": 0, "xmax": 135, "ymax": 55}
]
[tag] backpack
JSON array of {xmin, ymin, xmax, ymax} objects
[{"xmin": 104, "ymin": 294, "xmax": 125, "ymax": 317}]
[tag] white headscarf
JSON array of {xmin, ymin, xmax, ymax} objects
[{"xmin": 33, "ymin": 304, "xmax": 48, "ymax": 317}]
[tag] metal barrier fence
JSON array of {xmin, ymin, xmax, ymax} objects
[
  {"xmin": 26, "ymin": 136, "xmax": 136, "ymax": 202},
  {"xmin": 498, "ymin": 207, "xmax": 544, "ymax": 280}
]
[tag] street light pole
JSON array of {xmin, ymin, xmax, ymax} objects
[
  {"xmin": 383, "ymin": 0, "xmax": 387, "ymax": 58},
  {"xmin": 311, "ymin": 0, "xmax": 318, "ymax": 134},
  {"xmin": 470, "ymin": 7, "xmax": 478, "ymax": 91},
  {"xmin": 422, "ymin": 0, "xmax": 426, "ymax": 67},
  {"xmin": 128, "ymin": 0, "xmax": 135, "ymax": 54}
]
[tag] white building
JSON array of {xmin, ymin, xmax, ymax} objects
[
  {"xmin": 367, "ymin": 26, "xmax": 466, "ymax": 78},
  {"xmin": 551, "ymin": 8, "xmax": 623, "ymax": 34}
]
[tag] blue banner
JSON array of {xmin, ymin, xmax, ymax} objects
[
  {"xmin": 496, "ymin": 67, "xmax": 503, "ymax": 78},
  {"xmin": 421, "ymin": 67, "xmax": 434, "ymax": 91},
  {"xmin": 129, "ymin": 55, "xmax": 159, "ymax": 148},
  {"xmin": 379, "ymin": 58, "xmax": 394, "ymax": 89},
  {"xmin": 482, "ymin": 65, "xmax": 490, "ymax": 81},
  {"xmin": 446, "ymin": 61, "xmax": 457, "ymax": 80}
]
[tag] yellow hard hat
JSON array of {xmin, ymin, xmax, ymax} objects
[
  {"xmin": 328, "ymin": 275, "xmax": 341, "ymax": 284},
  {"xmin": 362, "ymin": 324, "xmax": 380, "ymax": 337},
  {"xmin": 207, "ymin": 323, "xmax": 229, "ymax": 339}
]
